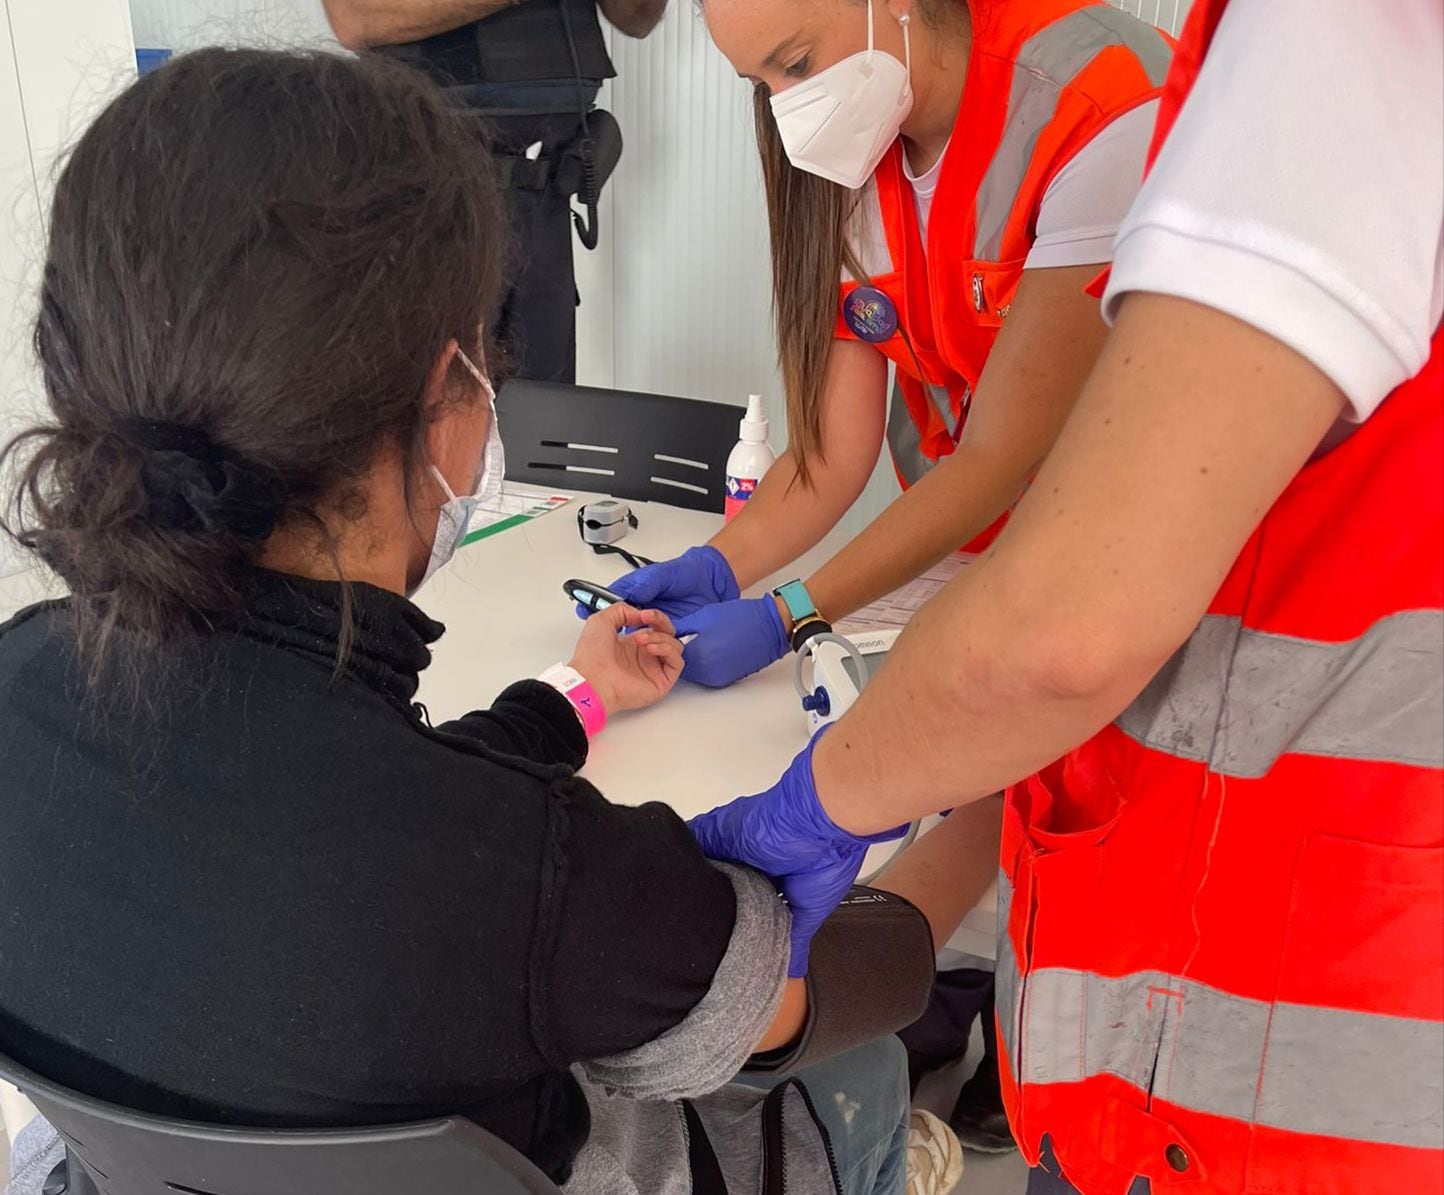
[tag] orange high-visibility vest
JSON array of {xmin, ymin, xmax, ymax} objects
[
  {"xmin": 996, "ymin": 3, "xmax": 1444, "ymax": 1191},
  {"xmin": 834, "ymin": 0, "xmax": 1170, "ymax": 547}
]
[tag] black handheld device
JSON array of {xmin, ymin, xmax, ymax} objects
[{"xmin": 563, "ymin": 578, "xmax": 628, "ymax": 614}]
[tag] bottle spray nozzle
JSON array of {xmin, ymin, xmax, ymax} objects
[{"xmin": 740, "ymin": 393, "xmax": 769, "ymax": 443}]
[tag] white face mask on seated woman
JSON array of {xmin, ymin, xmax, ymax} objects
[{"xmin": 416, "ymin": 348, "xmax": 506, "ymax": 592}]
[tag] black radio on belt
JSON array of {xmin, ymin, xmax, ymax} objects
[{"xmin": 376, "ymin": 0, "xmax": 623, "ymax": 249}]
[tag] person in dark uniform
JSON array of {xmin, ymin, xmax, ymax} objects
[{"xmin": 324, "ymin": 0, "xmax": 666, "ymax": 383}]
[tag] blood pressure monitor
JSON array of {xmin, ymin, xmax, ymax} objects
[{"xmin": 793, "ymin": 628, "xmax": 902, "ymax": 733}]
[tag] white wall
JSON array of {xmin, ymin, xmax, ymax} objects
[
  {"xmin": 1113, "ymin": 0, "xmax": 1191, "ymax": 31},
  {"xmin": 0, "ymin": 0, "xmax": 334, "ymax": 580},
  {"xmin": 0, "ymin": 13, "xmax": 42, "ymax": 448},
  {"xmin": 0, "ymin": 0, "xmax": 136, "ymax": 577},
  {"xmin": 127, "ymin": 0, "xmax": 332, "ymax": 51},
  {"xmin": 580, "ymin": 10, "xmax": 777, "ymax": 407}
]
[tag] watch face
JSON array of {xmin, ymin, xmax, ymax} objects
[{"xmin": 791, "ymin": 617, "xmax": 833, "ymax": 653}]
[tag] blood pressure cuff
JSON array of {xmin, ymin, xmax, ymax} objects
[{"xmin": 743, "ymin": 886, "xmax": 934, "ymax": 1078}]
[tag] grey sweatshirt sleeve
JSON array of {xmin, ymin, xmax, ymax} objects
[
  {"xmin": 578, "ymin": 863, "xmax": 790, "ymax": 1101},
  {"xmin": 5, "ymin": 1116, "xmax": 62, "ymax": 1195}
]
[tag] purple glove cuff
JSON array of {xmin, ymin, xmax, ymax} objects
[
  {"xmin": 759, "ymin": 591, "xmax": 790, "ymax": 662},
  {"xmin": 791, "ymin": 728, "xmax": 909, "ymax": 848}
]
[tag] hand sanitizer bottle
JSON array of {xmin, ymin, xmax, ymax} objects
[{"xmin": 724, "ymin": 394, "xmax": 776, "ymax": 522}]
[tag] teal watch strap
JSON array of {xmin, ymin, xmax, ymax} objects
[{"xmin": 772, "ymin": 579, "xmax": 819, "ymax": 624}]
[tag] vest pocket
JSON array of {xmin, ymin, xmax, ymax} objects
[
  {"xmin": 959, "ymin": 258, "xmax": 1026, "ymax": 328},
  {"xmin": 1276, "ymin": 832, "xmax": 1444, "ymax": 1015},
  {"xmin": 1245, "ymin": 832, "xmax": 1444, "ymax": 1190}
]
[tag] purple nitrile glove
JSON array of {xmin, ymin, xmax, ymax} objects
[
  {"xmin": 574, "ymin": 545, "xmax": 739, "ymax": 622},
  {"xmin": 688, "ymin": 731, "xmax": 908, "ymax": 977},
  {"xmin": 673, "ymin": 594, "xmax": 789, "ymax": 688}
]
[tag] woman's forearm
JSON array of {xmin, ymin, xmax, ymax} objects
[
  {"xmin": 805, "ymin": 442, "xmax": 1023, "ymax": 622},
  {"xmin": 812, "ymin": 552, "xmax": 1156, "ymax": 834},
  {"xmin": 811, "ymin": 296, "xmax": 1349, "ymax": 834},
  {"xmin": 710, "ymin": 340, "xmax": 889, "ymax": 591},
  {"xmin": 708, "ymin": 451, "xmax": 853, "ymax": 590},
  {"xmin": 806, "ymin": 265, "xmax": 1114, "ymax": 623},
  {"xmin": 323, "ymin": 0, "xmax": 514, "ymax": 48}
]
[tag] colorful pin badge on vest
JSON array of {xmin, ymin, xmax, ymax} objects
[{"xmin": 842, "ymin": 286, "xmax": 899, "ymax": 343}]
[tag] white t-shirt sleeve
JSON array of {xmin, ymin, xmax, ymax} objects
[
  {"xmin": 1102, "ymin": 0, "xmax": 1444, "ymax": 421},
  {"xmin": 843, "ymin": 178, "xmax": 893, "ymax": 281},
  {"xmin": 1025, "ymin": 100, "xmax": 1158, "ymax": 270},
  {"xmin": 845, "ymin": 100, "xmax": 1158, "ymax": 278}
]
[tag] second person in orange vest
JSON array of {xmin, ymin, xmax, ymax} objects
[{"xmin": 593, "ymin": 0, "xmax": 1173, "ymax": 687}]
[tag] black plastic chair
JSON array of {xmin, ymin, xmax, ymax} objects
[
  {"xmin": 0, "ymin": 1049, "xmax": 561, "ymax": 1195},
  {"xmin": 497, "ymin": 379, "xmax": 743, "ymax": 513}
]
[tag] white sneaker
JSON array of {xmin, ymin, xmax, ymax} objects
[{"xmin": 906, "ymin": 1108, "xmax": 964, "ymax": 1195}]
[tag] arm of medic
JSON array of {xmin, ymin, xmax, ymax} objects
[
  {"xmin": 322, "ymin": 0, "xmax": 515, "ymax": 49},
  {"xmin": 691, "ymin": 293, "xmax": 1350, "ymax": 955},
  {"xmin": 596, "ymin": 0, "xmax": 669, "ymax": 39},
  {"xmin": 599, "ymin": 264, "xmax": 1113, "ymax": 688}
]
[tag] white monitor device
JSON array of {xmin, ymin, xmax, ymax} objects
[{"xmin": 794, "ymin": 628, "xmax": 901, "ymax": 733}]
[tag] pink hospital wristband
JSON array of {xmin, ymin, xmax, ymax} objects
[{"xmin": 538, "ymin": 663, "xmax": 607, "ymax": 739}]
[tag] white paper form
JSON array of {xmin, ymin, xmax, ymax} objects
[
  {"xmin": 835, "ymin": 551, "xmax": 976, "ymax": 635},
  {"xmin": 459, "ymin": 484, "xmax": 573, "ymax": 547}
]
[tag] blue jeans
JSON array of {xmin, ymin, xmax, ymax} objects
[{"xmin": 744, "ymin": 1036, "xmax": 910, "ymax": 1195}]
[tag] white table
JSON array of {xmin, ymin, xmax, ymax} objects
[{"xmin": 416, "ymin": 493, "xmax": 999, "ymax": 962}]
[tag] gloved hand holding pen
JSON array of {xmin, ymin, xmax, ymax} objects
[
  {"xmin": 672, "ymin": 595, "xmax": 790, "ymax": 687},
  {"xmin": 688, "ymin": 731, "xmax": 908, "ymax": 977},
  {"xmin": 574, "ymin": 544, "xmax": 791, "ymax": 686}
]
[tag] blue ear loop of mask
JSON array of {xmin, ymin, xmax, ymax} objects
[{"xmin": 414, "ymin": 348, "xmax": 506, "ymax": 592}]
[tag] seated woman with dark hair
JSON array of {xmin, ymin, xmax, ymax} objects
[{"xmin": 0, "ymin": 48, "xmax": 1000, "ymax": 1195}]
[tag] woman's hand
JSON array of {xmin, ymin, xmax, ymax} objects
[{"xmin": 569, "ymin": 603, "xmax": 685, "ymax": 714}]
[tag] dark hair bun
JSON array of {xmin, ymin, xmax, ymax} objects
[{"xmin": 122, "ymin": 420, "xmax": 280, "ymax": 541}]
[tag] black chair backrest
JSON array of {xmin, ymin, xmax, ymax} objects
[
  {"xmin": 0, "ymin": 1050, "xmax": 560, "ymax": 1195},
  {"xmin": 497, "ymin": 379, "xmax": 743, "ymax": 513}
]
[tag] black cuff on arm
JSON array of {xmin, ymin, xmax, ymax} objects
[
  {"xmin": 743, "ymin": 886, "xmax": 934, "ymax": 1077},
  {"xmin": 436, "ymin": 680, "xmax": 589, "ymax": 770}
]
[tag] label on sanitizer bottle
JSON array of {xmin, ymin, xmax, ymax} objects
[{"xmin": 725, "ymin": 475, "xmax": 758, "ymax": 522}]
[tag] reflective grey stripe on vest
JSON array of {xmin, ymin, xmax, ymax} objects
[
  {"xmin": 974, "ymin": 7, "xmax": 1172, "ymax": 260},
  {"xmin": 1117, "ymin": 609, "xmax": 1444, "ymax": 778},
  {"xmin": 887, "ymin": 376, "xmax": 961, "ymax": 485},
  {"xmin": 994, "ymin": 868, "xmax": 1021, "ymax": 1067},
  {"xmin": 995, "ymin": 936, "xmax": 1444, "ymax": 1149}
]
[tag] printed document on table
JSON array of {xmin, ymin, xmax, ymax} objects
[
  {"xmin": 835, "ymin": 552, "xmax": 975, "ymax": 634},
  {"xmin": 460, "ymin": 485, "xmax": 573, "ymax": 546}
]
